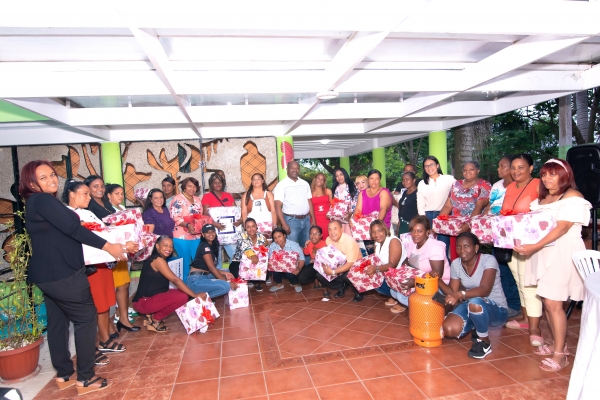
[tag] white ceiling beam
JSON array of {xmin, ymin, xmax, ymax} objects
[
  {"xmin": 365, "ymin": 33, "xmax": 594, "ymax": 133},
  {"xmin": 125, "ymin": 25, "xmax": 201, "ymax": 137},
  {"xmin": 0, "ymin": 122, "xmax": 107, "ymax": 146}
]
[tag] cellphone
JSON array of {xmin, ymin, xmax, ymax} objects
[{"xmin": 432, "ymin": 292, "xmax": 446, "ymax": 306}]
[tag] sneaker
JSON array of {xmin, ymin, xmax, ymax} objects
[
  {"xmin": 113, "ymin": 315, "xmax": 135, "ymax": 324},
  {"xmin": 265, "ymin": 278, "xmax": 273, "ymax": 285},
  {"xmin": 128, "ymin": 307, "xmax": 139, "ymax": 317},
  {"xmin": 255, "ymin": 284, "xmax": 263, "ymax": 292},
  {"xmin": 269, "ymin": 284, "xmax": 284, "ymax": 292},
  {"xmin": 471, "ymin": 330, "xmax": 479, "ymax": 343},
  {"xmin": 247, "ymin": 282, "xmax": 255, "ymax": 288},
  {"xmin": 468, "ymin": 339, "xmax": 492, "ymax": 359},
  {"xmin": 507, "ymin": 308, "xmax": 522, "ymax": 319},
  {"xmin": 294, "ymin": 285, "xmax": 303, "ymax": 293}
]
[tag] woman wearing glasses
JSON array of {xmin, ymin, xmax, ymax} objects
[{"xmin": 417, "ymin": 156, "xmax": 455, "ymax": 255}]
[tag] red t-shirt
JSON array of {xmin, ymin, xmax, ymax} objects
[
  {"xmin": 201, "ymin": 192, "xmax": 235, "ymax": 208},
  {"xmin": 304, "ymin": 240, "xmax": 327, "ymax": 259}
]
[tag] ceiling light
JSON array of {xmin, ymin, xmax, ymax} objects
[
  {"xmin": 320, "ymin": 139, "xmax": 330, "ymax": 145},
  {"xmin": 316, "ymin": 91, "xmax": 338, "ymax": 101}
]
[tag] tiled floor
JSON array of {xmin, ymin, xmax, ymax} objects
[{"xmin": 33, "ymin": 284, "xmax": 580, "ymax": 399}]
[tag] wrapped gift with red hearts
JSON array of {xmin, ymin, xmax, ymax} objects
[
  {"xmin": 239, "ymin": 245, "xmax": 268, "ymax": 281},
  {"xmin": 225, "ymin": 278, "xmax": 249, "ymax": 310},
  {"xmin": 432, "ymin": 214, "xmax": 471, "ymax": 236},
  {"xmin": 133, "ymin": 232, "xmax": 160, "ymax": 261},
  {"xmin": 326, "ymin": 198, "xmax": 351, "ymax": 222},
  {"xmin": 491, "ymin": 211, "xmax": 555, "ymax": 249},
  {"xmin": 313, "ymin": 245, "xmax": 347, "ymax": 281},
  {"xmin": 384, "ymin": 266, "xmax": 426, "ymax": 297},
  {"xmin": 470, "ymin": 215, "xmax": 493, "ymax": 245},
  {"xmin": 256, "ymin": 220, "xmax": 272, "ymax": 236},
  {"xmin": 183, "ymin": 213, "xmax": 214, "ymax": 234},
  {"xmin": 268, "ymin": 250, "xmax": 300, "ymax": 273},
  {"xmin": 175, "ymin": 295, "xmax": 220, "ymax": 334},
  {"xmin": 346, "ymin": 254, "xmax": 384, "ymax": 292},
  {"xmin": 350, "ymin": 211, "xmax": 379, "ymax": 241},
  {"xmin": 81, "ymin": 224, "xmax": 137, "ymax": 265},
  {"xmin": 134, "ymin": 187, "xmax": 150, "ymax": 202}
]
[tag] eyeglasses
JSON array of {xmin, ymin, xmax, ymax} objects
[{"xmin": 424, "ymin": 163, "xmax": 437, "ymax": 169}]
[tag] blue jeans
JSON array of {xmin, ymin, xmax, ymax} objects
[
  {"xmin": 390, "ymin": 289, "xmax": 409, "ymax": 306},
  {"xmin": 284, "ymin": 215, "xmax": 310, "ymax": 248},
  {"xmin": 425, "ymin": 211, "xmax": 450, "ymax": 260},
  {"xmin": 217, "ymin": 244, "xmax": 236, "ymax": 269},
  {"xmin": 375, "ymin": 280, "xmax": 392, "ymax": 297},
  {"xmin": 185, "ymin": 273, "xmax": 231, "ymax": 299},
  {"xmin": 272, "ymin": 272, "xmax": 298, "ymax": 285},
  {"xmin": 448, "ymin": 297, "xmax": 508, "ymax": 338},
  {"xmin": 493, "ymin": 248, "xmax": 522, "ymax": 311},
  {"xmin": 173, "ymin": 238, "xmax": 201, "ymax": 280}
]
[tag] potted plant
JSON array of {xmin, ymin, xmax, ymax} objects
[{"xmin": 0, "ymin": 211, "xmax": 45, "ymax": 382}]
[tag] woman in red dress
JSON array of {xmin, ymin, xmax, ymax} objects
[{"xmin": 310, "ymin": 173, "xmax": 332, "ymax": 240}]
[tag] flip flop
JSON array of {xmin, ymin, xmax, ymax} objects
[
  {"xmin": 505, "ymin": 320, "xmax": 529, "ymax": 330},
  {"xmin": 529, "ymin": 335, "xmax": 544, "ymax": 347}
]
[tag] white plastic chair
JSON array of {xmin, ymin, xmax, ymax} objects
[{"xmin": 571, "ymin": 250, "xmax": 600, "ymax": 281}]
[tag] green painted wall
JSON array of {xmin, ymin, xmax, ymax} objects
[
  {"xmin": 0, "ymin": 100, "xmax": 48, "ymax": 122},
  {"xmin": 428, "ymin": 130, "xmax": 448, "ymax": 174},
  {"xmin": 276, "ymin": 136, "xmax": 294, "ymax": 181},
  {"xmin": 101, "ymin": 142, "xmax": 123, "ymax": 187},
  {"xmin": 339, "ymin": 156, "xmax": 350, "ymax": 174},
  {"xmin": 372, "ymin": 147, "xmax": 386, "ymax": 188}
]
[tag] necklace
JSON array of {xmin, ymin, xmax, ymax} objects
[
  {"xmin": 183, "ymin": 193, "xmax": 194, "ymax": 203},
  {"xmin": 515, "ymin": 177, "xmax": 533, "ymax": 189}
]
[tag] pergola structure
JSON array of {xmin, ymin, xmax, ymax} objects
[{"xmin": 1, "ymin": 0, "xmax": 600, "ymax": 168}]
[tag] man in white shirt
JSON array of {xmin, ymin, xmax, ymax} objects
[{"xmin": 273, "ymin": 160, "xmax": 315, "ymax": 247}]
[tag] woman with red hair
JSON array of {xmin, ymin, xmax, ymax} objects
[{"xmin": 514, "ymin": 158, "xmax": 590, "ymax": 373}]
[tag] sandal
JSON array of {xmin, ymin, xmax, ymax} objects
[
  {"xmin": 143, "ymin": 315, "xmax": 153, "ymax": 326},
  {"xmin": 76, "ymin": 376, "xmax": 112, "ymax": 395},
  {"xmin": 539, "ymin": 352, "xmax": 569, "ymax": 372},
  {"xmin": 385, "ymin": 298, "xmax": 398, "ymax": 306},
  {"xmin": 505, "ymin": 320, "xmax": 529, "ymax": 330},
  {"xmin": 314, "ymin": 282, "xmax": 322, "ymax": 289},
  {"xmin": 147, "ymin": 317, "xmax": 168, "ymax": 333},
  {"xmin": 98, "ymin": 338, "xmax": 126, "ymax": 353},
  {"xmin": 529, "ymin": 335, "xmax": 544, "ymax": 347},
  {"xmin": 56, "ymin": 376, "xmax": 77, "ymax": 391},
  {"xmin": 390, "ymin": 304, "xmax": 407, "ymax": 314},
  {"xmin": 534, "ymin": 344, "xmax": 569, "ymax": 356},
  {"xmin": 94, "ymin": 350, "xmax": 110, "ymax": 366}
]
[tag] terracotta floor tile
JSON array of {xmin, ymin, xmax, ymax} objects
[
  {"xmin": 269, "ymin": 388, "xmax": 320, "ymax": 400},
  {"xmin": 426, "ymin": 344, "xmax": 481, "ymax": 367},
  {"xmin": 279, "ymin": 335, "xmax": 325, "ymax": 356},
  {"xmin": 450, "ymin": 363, "xmax": 516, "ymax": 390},
  {"xmin": 309, "ymin": 300, "xmax": 344, "ymax": 312},
  {"xmin": 297, "ymin": 323, "xmax": 341, "ymax": 341},
  {"xmin": 406, "ymin": 368, "xmax": 472, "ymax": 398},
  {"xmin": 221, "ymin": 353, "xmax": 263, "ymax": 377},
  {"xmin": 498, "ymin": 335, "xmax": 536, "ymax": 354},
  {"xmin": 346, "ymin": 318, "xmax": 388, "ymax": 334},
  {"xmin": 273, "ymin": 318, "xmax": 313, "ymax": 335},
  {"xmin": 181, "ymin": 342, "xmax": 221, "ymax": 362},
  {"xmin": 307, "ymin": 359, "xmax": 359, "ymax": 387},
  {"xmin": 316, "ymin": 313, "xmax": 357, "ymax": 328},
  {"xmin": 95, "ymin": 350, "xmax": 145, "ymax": 373},
  {"xmin": 360, "ymin": 308, "xmax": 399, "ymax": 322},
  {"xmin": 129, "ymin": 363, "xmax": 179, "ymax": 389},
  {"xmin": 219, "ymin": 372, "xmax": 267, "ymax": 399},
  {"xmin": 377, "ymin": 323, "xmax": 413, "ymax": 339},
  {"xmin": 363, "ymin": 375, "xmax": 428, "ymax": 400},
  {"xmin": 379, "ymin": 340, "xmax": 423, "ymax": 354},
  {"xmin": 176, "ymin": 359, "xmax": 220, "ymax": 383},
  {"xmin": 334, "ymin": 304, "xmax": 373, "ymax": 317},
  {"xmin": 223, "ymin": 314, "xmax": 256, "ymax": 328},
  {"xmin": 521, "ymin": 377, "xmax": 569, "ymax": 399},
  {"xmin": 148, "ymin": 334, "xmax": 188, "ymax": 351},
  {"xmin": 256, "ymin": 322, "xmax": 275, "ymax": 337},
  {"xmin": 222, "ymin": 337, "xmax": 260, "ymax": 357},
  {"xmin": 275, "ymin": 329, "xmax": 294, "ymax": 344},
  {"xmin": 477, "ymin": 383, "xmax": 540, "ymax": 400},
  {"xmin": 171, "ymin": 379, "xmax": 219, "ymax": 400},
  {"xmin": 264, "ymin": 366, "xmax": 315, "ymax": 393},
  {"xmin": 347, "ymin": 354, "xmax": 402, "ymax": 379},
  {"xmin": 355, "ymin": 296, "xmax": 385, "ymax": 307},
  {"xmin": 303, "ymin": 351, "xmax": 345, "ymax": 365},
  {"xmin": 387, "ymin": 349, "xmax": 444, "ymax": 373},
  {"xmin": 482, "ymin": 342, "xmax": 521, "ymax": 361},
  {"xmin": 186, "ymin": 328, "xmax": 223, "ymax": 345},
  {"xmin": 312, "ymin": 342, "xmax": 350, "ymax": 354},
  {"xmin": 316, "ymin": 381, "xmax": 372, "ymax": 400},
  {"xmin": 123, "ymin": 384, "xmax": 173, "ymax": 399},
  {"xmin": 430, "ymin": 392, "xmax": 485, "ymax": 399},
  {"xmin": 342, "ymin": 345, "xmax": 383, "ymax": 360},
  {"xmin": 258, "ymin": 335, "xmax": 279, "ymax": 353},
  {"xmin": 223, "ymin": 325, "xmax": 258, "ymax": 341},
  {"xmin": 291, "ymin": 308, "xmax": 331, "ymax": 322},
  {"xmin": 388, "ymin": 314, "xmax": 410, "ymax": 326},
  {"xmin": 489, "ymin": 355, "xmax": 560, "ymax": 383},
  {"xmin": 328, "ymin": 329, "xmax": 373, "ymax": 348},
  {"xmin": 487, "ymin": 326, "xmax": 527, "ymax": 339},
  {"xmin": 119, "ymin": 337, "xmax": 154, "ymax": 353}
]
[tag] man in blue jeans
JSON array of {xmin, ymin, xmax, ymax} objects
[{"xmin": 273, "ymin": 160, "xmax": 315, "ymax": 249}]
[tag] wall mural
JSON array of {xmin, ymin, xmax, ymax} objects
[{"xmin": 121, "ymin": 138, "xmax": 277, "ymax": 206}]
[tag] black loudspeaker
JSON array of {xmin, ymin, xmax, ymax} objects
[{"xmin": 566, "ymin": 144, "xmax": 600, "ymax": 209}]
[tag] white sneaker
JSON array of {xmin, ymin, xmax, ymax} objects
[
  {"xmin": 269, "ymin": 284, "xmax": 284, "ymax": 292},
  {"xmin": 266, "ymin": 278, "xmax": 273, "ymax": 285}
]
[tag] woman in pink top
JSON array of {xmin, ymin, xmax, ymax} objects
[
  {"xmin": 170, "ymin": 177, "xmax": 203, "ymax": 280},
  {"xmin": 354, "ymin": 169, "xmax": 392, "ymax": 227}
]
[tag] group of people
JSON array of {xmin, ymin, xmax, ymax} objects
[{"xmin": 20, "ymin": 151, "xmax": 588, "ymax": 394}]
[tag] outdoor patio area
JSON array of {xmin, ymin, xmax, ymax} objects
[{"xmin": 32, "ymin": 284, "xmax": 578, "ymax": 400}]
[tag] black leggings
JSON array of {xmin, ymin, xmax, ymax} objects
[{"xmin": 315, "ymin": 270, "xmax": 359, "ymax": 294}]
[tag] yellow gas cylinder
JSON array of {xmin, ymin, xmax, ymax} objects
[{"xmin": 408, "ymin": 274, "xmax": 445, "ymax": 348}]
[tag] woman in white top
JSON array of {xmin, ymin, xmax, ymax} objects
[
  {"xmin": 359, "ymin": 220, "xmax": 405, "ymax": 313},
  {"xmin": 417, "ymin": 156, "xmax": 455, "ymax": 255},
  {"xmin": 241, "ymin": 173, "xmax": 277, "ymax": 238}
]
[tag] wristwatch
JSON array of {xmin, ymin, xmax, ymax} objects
[{"xmin": 461, "ymin": 290, "xmax": 466, "ymax": 299}]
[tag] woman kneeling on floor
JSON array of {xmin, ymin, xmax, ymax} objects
[
  {"xmin": 441, "ymin": 232, "xmax": 509, "ymax": 359},
  {"xmin": 132, "ymin": 236, "xmax": 209, "ymax": 332}
]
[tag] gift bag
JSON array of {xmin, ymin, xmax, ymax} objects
[
  {"xmin": 385, "ymin": 266, "xmax": 425, "ymax": 297},
  {"xmin": 350, "ymin": 211, "xmax": 379, "ymax": 241},
  {"xmin": 225, "ymin": 278, "xmax": 249, "ymax": 310},
  {"xmin": 268, "ymin": 250, "xmax": 300, "ymax": 273},
  {"xmin": 175, "ymin": 295, "xmax": 220, "ymax": 335},
  {"xmin": 432, "ymin": 215, "xmax": 470, "ymax": 236},
  {"xmin": 168, "ymin": 257, "xmax": 183, "ymax": 289},
  {"xmin": 133, "ymin": 232, "xmax": 160, "ymax": 262},
  {"xmin": 208, "ymin": 206, "xmax": 242, "ymax": 245},
  {"xmin": 346, "ymin": 254, "xmax": 384, "ymax": 292},
  {"xmin": 82, "ymin": 224, "xmax": 138, "ymax": 265},
  {"xmin": 491, "ymin": 211, "xmax": 555, "ymax": 249},
  {"xmin": 313, "ymin": 245, "xmax": 347, "ymax": 281},
  {"xmin": 134, "ymin": 187, "xmax": 150, "ymax": 202},
  {"xmin": 470, "ymin": 215, "xmax": 493, "ymax": 245},
  {"xmin": 183, "ymin": 214, "xmax": 213, "ymax": 233},
  {"xmin": 239, "ymin": 245, "xmax": 268, "ymax": 281},
  {"xmin": 326, "ymin": 198, "xmax": 351, "ymax": 222}
]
